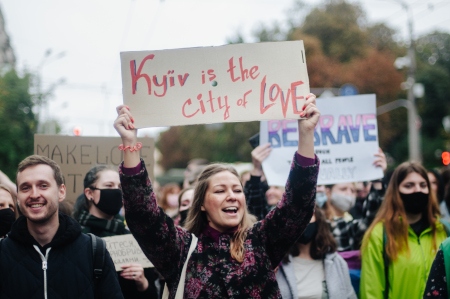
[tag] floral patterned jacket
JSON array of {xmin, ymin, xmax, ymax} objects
[{"xmin": 120, "ymin": 153, "xmax": 319, "ymax": 299}]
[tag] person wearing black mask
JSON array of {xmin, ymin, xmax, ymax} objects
[
  {"xmin": 276, "ymin": 207, "xmax": 356, "ymax": 299},
  {"xmin": 0, "ymin": 184, "xmax": 17, "ymax": 238},
  {"xmin": 74, "ymin": 165, "xmax": 160, "ymax": 299},
  {"xmin": 360, "ymin": 162, "xmax": 448, "ymax": 299}
]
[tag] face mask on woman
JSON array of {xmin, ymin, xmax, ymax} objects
[
  {"xmin": 315, "ymin": 192, "xmax": 327, "ymax": 208},
  {"xmin": 330, "ymin": 192, "xmax": 356, "ymax": 212},
  {"xmin": 298, "ymin": 222, "xmax": 318, "ymax": 244},
  {"xmin": 166, "ymin": 194, "xmax": 179, "ymax": 208},
  {"xmin": 0, "ymin": 208, "xmax": 15, "ymax": 237},
  {"xmin": 399, "ymin": 191, "xmax": 429, "ymax": 214},
  {"xmin": 92, "ymin": 188, "xmax": 123, "ymax": 216}
]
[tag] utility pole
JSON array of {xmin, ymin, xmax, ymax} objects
[{"xmin": 402, "ymin": 1, "xmax": 421, "ymax": 163}]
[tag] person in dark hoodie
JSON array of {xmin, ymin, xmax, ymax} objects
[{"xmin": 0, "ymin": 155, "xmax": 123, "ymax": 299}]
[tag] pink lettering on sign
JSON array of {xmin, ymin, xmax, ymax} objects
[
  {"xmin": 259, "ymin": 76, "xmax": 305, "ymax": 117},
  {"xmin": 227, "ymin": 57, "xmax": 260, "ymax": 82},
  {"xmin": 182, "ymin": 90, "xmax": 230, "ymax": 120},
  {"xmin": 129, "ymin": 54, "xmax": 190, "ymax": 97}
]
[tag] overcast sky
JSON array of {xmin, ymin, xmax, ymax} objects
[{"xmin": 1, "ymin": 0, "xmax": 449, "ymax": 137}]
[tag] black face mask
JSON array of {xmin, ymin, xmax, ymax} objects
[
  {"xmin": 399, "ymin": 192, "xmax": 429, "ymax": 215},
  {"xmin": 92, "ymin": 188, "xmax": 123, "ymax": 216},
  {"xmin": 179, "ymin": 209, "xmax": 189, "ymax": 227},
  {"xmin": 299, "ymin": 222, "xmax": 318, "ymax": 244},
  {"xmin": 0, "ymin": 208, "xmax": 15, "ymax": 237}
]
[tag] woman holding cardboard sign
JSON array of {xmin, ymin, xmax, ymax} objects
[
  {"xmin": 114, "ymin": 93, "xmax": 319, "ymax": 298},
  {"xmin": 75, "ymin": 165, "xmax": 160, "ymax": 299}
]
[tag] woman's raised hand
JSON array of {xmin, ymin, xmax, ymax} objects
[
  {"xmin": 297, "ymin": 93, "xmax": 320, "ymax": 158},
  {"xmin": 298, "ymin": 93, "xmax": 320, "ymax": 133},
  {"xmin": 114, "ymin": 105, "xmax": 141, "ymax": 167},
  {"xmin": 114, "ymin": 105, "xmax": 137, "ymax": 145}
]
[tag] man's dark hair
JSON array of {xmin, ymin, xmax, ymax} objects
[{"xmin": 17, "ymin": 155, "xmax": 64, "ymax": 187}]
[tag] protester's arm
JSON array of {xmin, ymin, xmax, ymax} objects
[
  {"xmin": 424, "ymin": 249, "xmax": 448, "ymax": 298},
  {"xmin": 114, "ymin": 105, "xmax": 192, "ymax": 283},
  {"xmin": 360, "ymin": 223, "xmax": 385, "ymax": 299},
  {"xmin": 244, "ymin": 144, "xmax": 271, "ymax": 220},
  {"xmin": 256, "ymin": 93, "xmax": 320, "ymax": 268}
]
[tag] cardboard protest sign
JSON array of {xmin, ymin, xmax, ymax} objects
[
  {"xmin": 34, "ymin": 135, "xmax": 154, "ymax": 204},
  {"xmin": 260, "ymin": 94, "xmax": 383, "ymax": 186},
  {"xmin": 120, "ymin": 41, "xmax": 309, "ymax": 127},
  {"xmin": 103, "ymin": 234, "xmax": 154, "ymax": 271}
]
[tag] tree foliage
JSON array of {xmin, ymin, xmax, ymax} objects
[
  {"xmin": 0, "ymin": 70, "xmax": 37, "ymax": 179},
  {"xmin": 157, "ymin": 0, "xmax": 450, "ymax": 170},
  {"xmin": 157, "ymin": 122, "xmax": 259, "ymax": 170},
  {"xmin": 299, "ymin": 0, "xmax": 367, "ymax": 62}
]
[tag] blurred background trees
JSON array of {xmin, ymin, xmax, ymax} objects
[
  {"xmin": 157, "ymin": 0, "xmax": 450, "ymax": 171},
  {"xmin": 0, "ymin": 70, "xmax": 37, "ymax": 179}
]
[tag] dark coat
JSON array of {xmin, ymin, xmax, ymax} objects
[
  {"xmin": 120, "ymin": 154, "xmax": 319, "ymax": 299},
  {"xmin": 0, "ymin": 213, "xmax": 123, "ymax": 299}
]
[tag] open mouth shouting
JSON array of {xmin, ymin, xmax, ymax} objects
[{"xmin": 222, "ymin": 207, "xmax": 239, "ymax": 215}]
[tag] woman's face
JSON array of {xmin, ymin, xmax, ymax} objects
[
  {"xmin": 92, "ymin": 170, "xmax": 121, "ymax": 204},
  {"xmin": 265, "ymin": 186, "xmax": 284, "ymax": 206},
  {"xmin": 201, "ymin": 171, "xmax": 245, "ymax": 232},
  {"xmin": 179, "ymin": 189, "xmax": 194, "ymax": 212},
  {"xmin": 427, "ymin": 172, "xmax": 438, "ymax": 197},
  {"xmin": 399, "ymin": 172, "xmax": 429, "ymax": 195},
  {"xmin": 0, "ymin": 189, "xmax": 14, "ymax": 212}
]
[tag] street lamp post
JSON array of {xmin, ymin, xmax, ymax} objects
[{"xmin": 404, "ymin": 2, "xmax": 421, "ymax": 163}]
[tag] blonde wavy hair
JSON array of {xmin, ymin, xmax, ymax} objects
[{"xmin": 184, "ymin": 163, "xmax": 254, "ymax": 263}]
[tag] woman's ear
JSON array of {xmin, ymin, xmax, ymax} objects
[
  {"xmin": 84, "ymin": 188, "xmax": 93, "ymax": 201},
  {"xmin": 200, "ymin": 205, "xmax": 205, "ymax": 212}
]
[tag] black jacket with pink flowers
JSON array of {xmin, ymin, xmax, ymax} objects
[{"xmin": 120, "ymin": 153, "xmax": 319, "ymax": 299}]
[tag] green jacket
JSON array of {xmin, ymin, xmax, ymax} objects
[{"xmin": 360, "ymin": 220, "xmax": 448, "ymax": 299}]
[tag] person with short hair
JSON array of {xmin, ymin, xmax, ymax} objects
[
  {"xmin": 113, "ymin": 93, "xmax": 320, "ymax": 298},
  {"xmin": 0, "ymin": 155, "xmax": 123, "ymax": 298}
]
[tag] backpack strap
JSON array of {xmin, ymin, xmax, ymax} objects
[
  {"xmin": 382, "ymin": 224, "xmax": 389, "ymax": 299},
  {"xmin": 88, "ymin": 233, "xmax": 106, "ymax": 297}
]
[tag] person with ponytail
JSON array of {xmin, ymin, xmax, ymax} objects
[
  {"xmin": 75, "ymin": 165, "xmax": 159, "ymax": 299},
  {"xmin": 360, "ymin": 161, "xmax": 448, "ymax": 299},
  {"xmin": 113, "ymin": 93, "xmax": 320, "ymax": 298}
]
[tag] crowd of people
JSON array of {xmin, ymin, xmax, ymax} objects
[{"xmin": 0, "ymin": 93, "xmax": 449, "ymax": 298}]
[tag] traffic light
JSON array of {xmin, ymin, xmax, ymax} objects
[{"xmin": 443, "ymin": 151, "xmax": 450, "ymax": 166}]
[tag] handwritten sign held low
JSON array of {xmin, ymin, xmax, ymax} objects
[
  {"xmin": 121, "ymin": 41, "xmax": 310, "ymax": 127},
  {"xmin": 260, "ymin": 94, "xmax": 383, "ymax": 186},
  {"xmin": 103, "ymin": 234, "xmax": 154, "ymax": 271}
]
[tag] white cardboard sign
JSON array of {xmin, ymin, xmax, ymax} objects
[
  {"xmin": 260, "ymin": 94, "xmax": 383, "ymax": 186},
  {"xmin": 120, "ymin": 41, "xmax": 309, "ymax": 127},
  {"xmin": 103, "ymin": 234, "xmax": 154, "ymax": 271}
]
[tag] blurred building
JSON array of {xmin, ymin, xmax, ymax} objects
[{"xmin": 0, "ymin": 6, "xmax": 15, "ymax": 69}]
